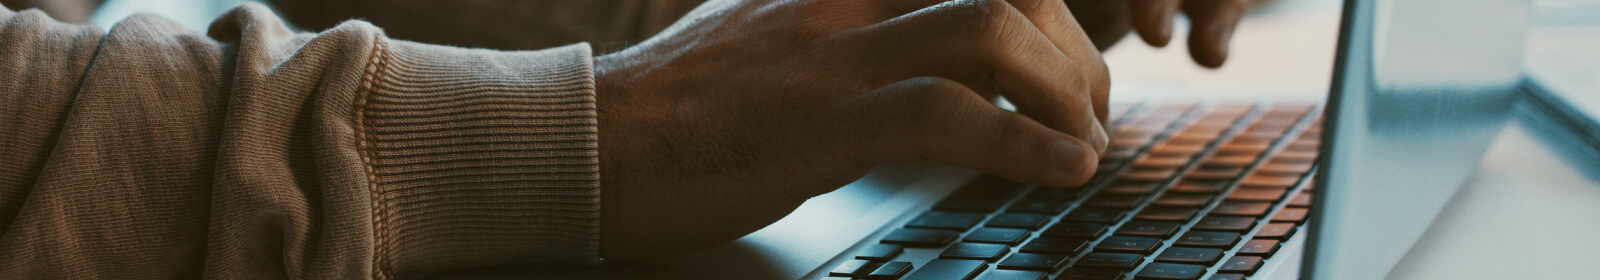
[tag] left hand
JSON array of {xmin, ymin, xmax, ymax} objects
[{"xmin": 1064, "ymin": 0, "xmax": 1251, "ymax": 68}]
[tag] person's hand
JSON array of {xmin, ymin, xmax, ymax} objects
[
  {"xmin": 593, "ymin": 0, "xmax": 1109, "ymax": 260},
  {"xmin": 1063, "ymin": 0, "xmax": 1251, "ymax": 68}
]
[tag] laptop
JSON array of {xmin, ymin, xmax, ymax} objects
[{"xmin": 427, "ymin": 0, "xmax": 1528, "ymax": 279}]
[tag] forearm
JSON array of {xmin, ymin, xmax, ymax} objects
[
  {"xmin": 267, "ymin": 0, "xmax": 700, "ymax": 52},
  {"xmin": 0, "ymin": 3, "xmax": 599, "ymax": 278}
]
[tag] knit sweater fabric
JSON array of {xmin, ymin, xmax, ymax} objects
[{"xmin": 0, "ymin": 3, "xmax": 600, "ymax": 279}]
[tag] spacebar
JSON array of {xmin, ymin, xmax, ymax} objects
[{"xmin": 904, "ymin": 259, "xmax": 987, "ymax": 280}]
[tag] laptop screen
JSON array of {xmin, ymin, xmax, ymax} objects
[{"xmin": 1309, "ymin": 0, "xmax": 1529, "ymax": 279}]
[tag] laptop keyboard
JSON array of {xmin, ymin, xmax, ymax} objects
[{"xmin": 827, "ymin": 101, "xmax": 1324, "ymax": 280}]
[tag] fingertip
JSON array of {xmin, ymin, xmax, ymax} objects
[{"xmin": 1049, "ymin": 139, "xmax": 1099, "ymax": 185}]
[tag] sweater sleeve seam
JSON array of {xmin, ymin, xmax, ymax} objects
[{"xmin": 352, "ymin": 34, "xmax": 396, "ymax": 280}]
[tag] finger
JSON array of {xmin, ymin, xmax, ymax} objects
[
  {"xmin": 1004, "ymin": 0, "xmax": 1113, "ymax": 139},
  {"xmin": 1129, "ymin": 0, "xmax": 1183, "ymax": 47},
  {"xmin": 1183, "ymin": 0, "xmax": 1249, "ymax": 68},
  {"xmin": 852, "ymin": 77, "xmax": 1099, "ymax": 187},
  {"xmin": 852, "ymin": 0, "xmax": 1111, "ymax": 154}
]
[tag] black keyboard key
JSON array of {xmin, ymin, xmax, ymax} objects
[
  {"xmin": 1135, "ymin": 263, "xmax": 1207, "ymax": 280},
  {"xmin": 1170, "ymin": 179, "xmax": 1229, "ymax": 193},
  {"xmin": 906, "ymin": 211, "xmax": 986, "ymax": 230},
  {"xmin": 1211, "ymin": 201, "xmax": 1272, "ymax": 216},
  {"xmin": 1025, "ymin": 187, "xmax": 1085, "ymax": 200},
  {"xmin": 1115, "ymin": 221, "xmax": 1181, "ymax": 237},
  {"xmin": 881, "ymin": 228, "xmax": 959, "ymax": 247},
  {"xmin": 1174, "ymin": 231, "xmax": 1239, "ymax": 248},
  {"xmin": 1154, "ymin": 247, "xmax": 1224, "ymax": 265},
  {"xmin": 1076, "ymin": 252, "xmax": 1144, "ymax": 271},
  {"xmin": 1102, "ymin": 181, "xmax": 1162, "ymax": 194},
  {"xmin": 831, "ymin": 259, "xmax": 880, "ymax": 277},
  {"xmin": 1237, "ymin": 239, "xmax": 1281, "ymax": 257},
  {"xmin": 1227, "ymin": 187, "xmax": 1287, "ymax": 202},
  {"xmin": 965, "ymin": 228, "xmax": 1030, "ymax": 245},
  {"xmin": 1019, "ymin": 237, "xmax": 1089, "ymax": 255},
  {"xmin": 867, "ymin": 261, "xmax": 913, "ymax": 280},
  {"xmin": 857, "ymin": 244, "xmax": 904, "ymax": 261},
  {"xmin": 940, "ymin": 243, "xmax": 1010, "ymax": 262},
  {"xmin": 905, "ymin": 259, "xmax": 987, "ymax": 280},
  {"xmin": 1043, "ymin": 222, "xmax": 1109, "ymax": 238},
  {"xmin": 934, "ymin": 175, "xmax": 1024, "ymax": 212},
  {"xmin": 976, "ymin": 270, "xmax": 1048, "ymax": 280},
  {"xmin": 1096, "ymin": 236, "xmax": 1162, "ymax": 254},
  {"xmin": 1256, "ymin": 223, "xmax": 1298, "ymax": 239},
  {"xmin": 986, "ymin": 213, "xmax": 1050, "ymax": 229},
  {"xmin": 997, "ymin": 253, "xmax": 1069, "ymax": 271},
  {"xmin": 1272, "ymin": 207, "xmax": 1309, "ymax": 224},
  {"xmin": 1218, "ymin": 256, "xmax": 1264, "ymax": 275},
  {"xmin": 1193, "ymin": 216, "xmax": 1256, "ymax": 232},
  {"xmin": 1085, "ymin": 194, "xmax": 1145, "ymax": 208},
  {"xmin": 1061, "ymin": 267, "xmax": 1126, "ymax": 280},
  {"xmin": 1208, "ymin": 273, "xmax": 1246, "ymax": 280},
  {"xmin": 1135, "ymin": 207, "xmax": 1198, "ymax": 222},
  {"xmin": 1153, "ymin": 193, "xmax": 1213, "ymax": 207},
  {"xmin": 1008, "ymin": 198, "xmax": 1071, "ymax": 214},
  {"xmin": 1287, "ymin": 193, "xmax": 1313, "ymax": 208},
  {"xmin": 1063, "ymin": 208, "xmax": 1127, "ymax": 223}
]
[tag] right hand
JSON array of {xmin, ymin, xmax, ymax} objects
[{"xmin": 593, "ymin": 0, "xmax": 1109, "ymax": 260}]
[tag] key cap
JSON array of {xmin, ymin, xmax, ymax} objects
[
  {"xmin": 1237, "ymin": 239, "xmax": 1281, "ymax": 257},
  {"xmin": 866, "ymin": 262, "xmax": 913, "ymax": 280},
  {"xmin": 857, "ymin": 244, "xmax": 903, "ymax": 261},
  {"xmin": 1063, "ymin": 208, "xmax": 1127, "ymax": 223},
  {"xmin": 1227, "ymin": 188, "xmax": 1287, "ymax": 202},
  {"xmin": 1061, "ymin": 267, "xmax": 1126, "ymax": 280},
  {"xmin": 1135, "ymin": 263, "xmax": 1207, "ymax": 280},
  {"xmin": 1218, "ymin": 256, "xmax": 1264, "ymax": 275},
  {"xmin": 1121, "ymin": 167, "xmax": 1179, "ymax": 181},
  {"xmin": 1096, "ymin": 236, "xmax": 1162, "ymax": 254},
  {"xmin": 906, "ymin": 211, "xmax": 986, "ymax": 230},
  {"xmin": 1193, "ymin": 216, "xmax": 1256, "ymax": 232},
  {"xmin": 1019, "ymin": 237, "xmax": 1089, "ymax": 255},
  {"xmin": 1174, "ymin": 231, "xmax": 1239, "ymax": 248},
  {"xmin": 1170, "ymin": 179, "xmax": 1229, "ymax": 193},
  {"xmin": 1043, "ymin": 222, "xmax": 1108, "ymax": 238},
  {"xmin": 1008, "ymin": 199, "xmax": 1071, "ymax": 214},
  {"xmin": 934, "ymin": 175, "xmax": 1025, "ymax": 212},
  {"xmin": 1155, "ymin": 247, "xmax": 1224, "ymax": 265},
  {"xmin": 1135, "ymin": 207, "xmax": 1198, "ymax": 222},
  {"xmin": 976, "ymin": 270, "xmax": 1048, "ymax": 280},
  {"xmin": 965, "ymin": 228, "xmax": 1030, "ymax": 245},
  {"xmin": 1207, "ymin": 273, "xmax": 1246, "ymax": 280},
  {"xmin": 831, "ymin": 259, "xmax": 880, "ymax": 277},
  {"xmin": 1272, "ymin": 207, "xmax": 1309, "ymax": 224},
  {"xmin": 1085, "ymin": 194, "xmax": 1145, "ymax": 209},
  {"xmin": 1240, "ymin": 173, "xmax": 1301, "ymax": 188},
  {"xmin": 1076, "ymin": 252, "xmax": 1145, "ymax": 271},
  {"xmin": 997, "ymin": 253, "xmax": 1069, "ymax": 271},
  {"xmin": 1153, "ymin": 193, "xmax": 1213, "ymax": 207},
  {"xmin": 940, "ymin": 243, "xmax": 1010, "ymax": 262},
  {"xmin": 1104, "ymin": 181, "xmax": 1163, "ymax": 194},
  {"xmin": 987, "ymin": 213, "xmax": 1050, "ymax": 229},
  {"xmin": 1287, "ymin": 193, "xmax": 1313, "ymax": 208},
  {"xmin": 881, "ymin": 228, "xmax": 959, "ymax": 248},
  {"xmin": 1211, "ymin": 201, "xmax": 1272, "ymax": 216},
  {"xmin": 1115, "ymin": 221, "xmax": 1181, "ymax": 238},
  {"xmin": 1026, "ymin": 187, "xmax": 1085, "ymax": 200},
  {"xmin": 905, "ymin": 259, "xmax": 988, "ymax": 280},
  {"xmin": 1255, "ymin": 223, "xmax": 1298, "ymax": 239}
]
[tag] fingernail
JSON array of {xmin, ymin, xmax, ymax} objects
[
  {"xmin": 1090, "ymin": 121, "xmax": 1110, "ymax": 154},
  {"xmin": 1051, "ymin": 140, "xmax": 1095, "ymax": 175}
]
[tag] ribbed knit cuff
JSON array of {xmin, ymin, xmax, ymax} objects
[{"xmin": 355, "ymin": 40, "xmax": 601, "ymax": 275}]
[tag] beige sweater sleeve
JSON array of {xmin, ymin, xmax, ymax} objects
[{"xmin": 0, "ymin": 2, "xmax": 599, "ymax": 279}]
